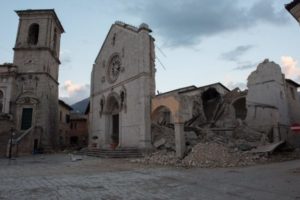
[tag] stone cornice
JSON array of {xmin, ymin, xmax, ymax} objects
[
  {"xmin": 17, "ymin": 72, "xmax": 59, "ymax": 85},
  {"xmin": 13, "ymin": 47, "xmax": 61, "ymax": 64},
  {"xmin": 92, "ymin": 72, "xmax": 152, "ymax": 97}
]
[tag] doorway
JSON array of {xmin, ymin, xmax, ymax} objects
[
  {"xmin": 112, "ymin": 114, "xmax": 119, "ymax": 144},
  {"xmin": 33, "ymin": 139, "xmax": 38, "ymax": 153},
  {"xmin": 21, "ymin": 108, "xmax": 33, "ymax": 130}
]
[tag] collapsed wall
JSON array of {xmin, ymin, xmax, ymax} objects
[
  {"xmin": 246, "ymin": 59, "xmax": 290, "ymax": 137},
  {"xmin": 147, "ymin": 59, "xmax": 300, "ymax": 165}
]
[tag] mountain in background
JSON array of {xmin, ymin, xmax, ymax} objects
[{"xmin": 71, "ymin": 97, "xmax": 89, "ymax": 114}]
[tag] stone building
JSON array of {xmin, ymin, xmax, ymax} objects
[
  {"xmin": 58, "ymin": 100, "xmax": 72, "ymax": 148},
  {"xmin": 88, "ymin": 22, "xmax": 300, "ymax": 157},
  {"xmin": 69, "ymin": 112, "xmax": 88, "ymax": 148},
  {"xmin": 0, "ymin": 9, "xmax": 64, "ymax": 156},
  {"xmin": 89, "ymin": 21, "xmax": 155, "ymax": 150}
]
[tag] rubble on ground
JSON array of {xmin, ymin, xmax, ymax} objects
[{"xmin": 131, "ymin": 122, "xmax": 300, "ymax": 168}]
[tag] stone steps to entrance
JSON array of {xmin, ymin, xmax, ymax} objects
[{"xmin": 76, "ymin": 148, "xmax": 143, "ymax": 158}]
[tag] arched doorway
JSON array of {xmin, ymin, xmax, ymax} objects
[
  {"xmin": 151, "ymin": 105, "xmax": 172, "ymax": 126},
  {"xmin": 106, "ymin": 94, "xmax": 120, "ymax": 147}
]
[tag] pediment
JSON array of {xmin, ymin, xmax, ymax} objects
[{"xmin": 16, "ymin": 93, "xmax": 39, "ymax": 105}]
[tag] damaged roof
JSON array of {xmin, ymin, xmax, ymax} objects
[{"xmin": 156, "ymin": 85, "xmax": 197, "ymax": 97}]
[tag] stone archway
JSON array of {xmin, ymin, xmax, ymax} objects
[
  {"xmin": 105, "ymin": 93, "xmax": 121, "ymax": 148},
  {"xmin": 152, "ymin": 96, "xmax": 189, "ymax": 158},
  {"xmin": 151, "ymin": 105, "xmax": 172, "ymax": 126}
]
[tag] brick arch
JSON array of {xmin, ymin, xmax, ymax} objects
[
  {"xmin": 152, "ymin": 96, "xmax": 181, "ymax": 123},
  {"xmin": 151, "ymin": 105, "xmax": 173, "ymax": 125}
]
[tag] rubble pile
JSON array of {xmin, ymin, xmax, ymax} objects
[
  {"xmin": 133, "ymin": 150, "xmax": 179, "ymax": 166},
  {"xmin": 182, "ymin": 142, "xmax": 262, "ymax": 168},
  {"xmin": 144, "ymin": 75, "xmax": 300, "ymax": 168},
  {"xmin": 133, "ymin": 123, "xmax": 283, "ymax": 168},
  {"xmin": 133, "ymin": 141, "xmax": 268, "ymax": 168},
  {"xmin": 152, "ymin": 124, "xmax": 176, "ymax": 151}
]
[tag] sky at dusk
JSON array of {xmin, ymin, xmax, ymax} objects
[{"xmin": 0, "ymin": 0, "xmax": 300, "ymax": 104}]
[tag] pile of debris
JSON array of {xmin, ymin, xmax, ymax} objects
[
  {"xmin": 132, "ymin": 121, "xmax": 299, "ymax": 168},
  {"xmin": 181, "ymin": 142, "xmax": 263, "ymax": 168}
]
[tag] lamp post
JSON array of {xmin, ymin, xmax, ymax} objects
[
  {"xmin": 8, "ymin": 127, "xmax": 15, "ymax": 159},
  {"xmin": 286, "ymin": 0, "xmax": 300, "ymax": 24}
]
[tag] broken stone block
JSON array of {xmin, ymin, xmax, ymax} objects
[
  {"xmin": 165, "ymin": 143, "xmax": 175, "ymax": 151},
  {"xmin": 153, "ymin": 138, "xmax": 166, "ymax": 148},
  {"xmin": 237, "ymin": 143, "xmax": 254, "ymax": 151},
  {"xmin": 186, "ymin": 131, "xmax": 198, "ymax": 140}
]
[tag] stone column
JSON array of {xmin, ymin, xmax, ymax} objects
[{"xmin": 174, "ymin": 123, "xmax": 185, "ymax": 158}]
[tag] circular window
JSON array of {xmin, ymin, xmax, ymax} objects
[{"xmin": 107, "ymin": 54, "xmax": 121, "ymax": 83}]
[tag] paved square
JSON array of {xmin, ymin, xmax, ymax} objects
[{"xmin": 0, "ymin": 154, "xmax": 299, "ymax": 200}]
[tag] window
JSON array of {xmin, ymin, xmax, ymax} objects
[
  {"xmin": 112, "ymin": 33, "xmax": 116, "ymax": 46},
  {"xmin": 0, "ymin": 90, "xmax": 3, "ymax": 113},
  {"xmin": 27, "ymin": 23, "xmax": 39, "ymax": 45},
  {"xmin": 66, "ymin": 114, "xmax": 70, "ymax": 123},
  {"xmin": 59, "ymin": 111, "xmax": 62, "ymax": 121}
]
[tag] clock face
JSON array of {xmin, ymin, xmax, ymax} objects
[{"xmin": 107, "ymin": 54, "xmax": 121, "ymax": 83}]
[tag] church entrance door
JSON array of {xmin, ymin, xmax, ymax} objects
[{"xmin": 112, "ymin": 114, "xmax": 119, "ymax": 145}]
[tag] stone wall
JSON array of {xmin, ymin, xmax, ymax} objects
[
  {"xmin": 0, "ymin": 118, "xmax": 14, "ymax": 157},
  {"xmin": 246, "ymin": 59, "xmax": 290, "ymax": 133}
]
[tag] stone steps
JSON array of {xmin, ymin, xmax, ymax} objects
[{"xmin": 76, "ymin": 148, "xmax": 143, "ymax": 158}]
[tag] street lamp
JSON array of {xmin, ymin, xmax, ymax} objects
[
  {"xmin": 8, "ymin": 127, "xmax": 15, "ymax": 159},
  {"xmin": 286, "ymin": 0, "xmax": 300, "ymax": 24}
]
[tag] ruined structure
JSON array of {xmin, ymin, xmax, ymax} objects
[
  {"xmin": 89, "ymin": 22, "xmax": 155, "ymax": 150},
  {"xmin": 150, "ymin": 59, "xmax": 300, "ymax": 159},
  {"xmin": 245, "ymin": 60, "xmax": 300, "ymax": 145},
  {"xmin": 88, "ymin": 20, "xmax": 300, "ymax": 158},
  {"xmin": 151, "ymin": 83, "xmax": 230, "ymax": 157},
  {"xmin": 0, "ymin": 10, "xmax": 64, "ymax": 156}
]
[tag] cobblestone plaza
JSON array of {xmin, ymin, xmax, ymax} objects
[{"xmin": 0, "ymin": 154, "xmax": 299, "ymax": 200}]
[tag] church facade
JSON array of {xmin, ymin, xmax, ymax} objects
[
  {"xmin": 89, "ymin": 22, "xmax": 156, "ymax": 150},
  {"xmin": 0, "ymin": 9, "xmax": 64, "ymax": 156}
]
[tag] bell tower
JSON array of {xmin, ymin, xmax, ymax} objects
[
  {"xmin": 13, "ymin": 9, "xmax": 64, "ymax": 79},
  {"xmin": 12, "ymin": 9, "xmax": 64, "ymax": 150}
]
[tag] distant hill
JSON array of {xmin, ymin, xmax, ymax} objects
[{"xmin": 71, "ymin": 98, "xmax": 89, "ymax": 114}]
